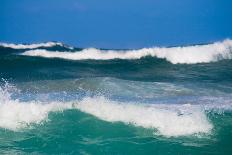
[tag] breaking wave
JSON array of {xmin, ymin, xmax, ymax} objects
[
  {"xmin": 21, "ymin": 39, "xmax": 232, "ymax": 64},
  {"xmin": 75, "ymin": 96, "xmax": 213, "ymax": 137},
  {"xmin": 0, "ymin": 81, "xmax": 218, "ymax": 137},
  {"xmin": 0, "ymin": 42, "xmax": 73, "ymax": 49}
]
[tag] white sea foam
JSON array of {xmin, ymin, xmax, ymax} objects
[
  {"xmin": 0, "ymin": 42, "xmax": 72, "ymax": 49},
  {"xmin": 22, "ymin": 39, "xmax": 232, "ymax": 64},
  {"xmin": 75, "ymin": 96, "xmax": 213, "ymax": 137},
  {"xmin": 0, "ymin": 83, "xmax": 72, "ymax": 130}
]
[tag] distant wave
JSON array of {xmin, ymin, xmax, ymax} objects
[
  {"xmin": 0, "ymin": 42, "xmax": 73, "ymax": 49},
  {"xmin": 21, "ymin": 39, "xmax": 232, "ymax": 64}
]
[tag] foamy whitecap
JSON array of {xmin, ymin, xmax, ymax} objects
[
  {"xmin": 0, "ymin": 101, "xmax": 72, "ymax": 130},
  {"xmin": 0, "ymin": 83, "xmax": 72, "ymax": 130},
  {"xmin": 75, "ymin": 96, "xmax": 213, "ymax": 137},
  {"xmin": 21, "ymin": 39, "xmax": 232, "ymax": 64},
  {"xmin": 0, "ymin": 42, "xmax": 72, "ymax": 49}
]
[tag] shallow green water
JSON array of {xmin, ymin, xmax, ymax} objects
[{"xmin": 0, "ymin": 110, "xmax": 231, "ymax": 155}]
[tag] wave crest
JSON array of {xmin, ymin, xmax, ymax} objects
[
  {"xmin": 75, "ymin": 96, "xmax": 213, "ymax": 137},
  {"xmin": 21, "ymin": 39, "xmax": 232, "ymax": 64},
  {"xmin": 0, "ymin": 42, "xmax": 73, "ymax": 49}
]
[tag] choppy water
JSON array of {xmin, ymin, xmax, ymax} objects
[{"xmin": 0, "ymin": 40, "xmax": 232, "ymax": 154}]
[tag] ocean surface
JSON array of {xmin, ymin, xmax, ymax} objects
[{"xmin": 0, "ymin": 40, "xmax": 232, "ymax": 154}]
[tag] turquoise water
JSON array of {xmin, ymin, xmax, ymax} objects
[
  {"xmin": 0, "ymin": 40, "xmax": 232, "ymax": 154},
  {"xmin": 1, "ymin": 111, "xmax": 232, "ymax": 154}
]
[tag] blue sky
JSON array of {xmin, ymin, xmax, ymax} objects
[{"xmin": 0, "ymin": 0, "xmax": 232, "ymax": 48}]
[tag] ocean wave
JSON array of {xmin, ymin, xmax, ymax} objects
[
  {"xmin": 21, "ymin": 39, "xmax": 232, "ymax": 64},
  {"xmin": 0, "ymin": 42, "xmax": 73, "ymax": 49},
  {"xmin": 0, "ymin": 82, "xmax": 215, "ymax": 137}
]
